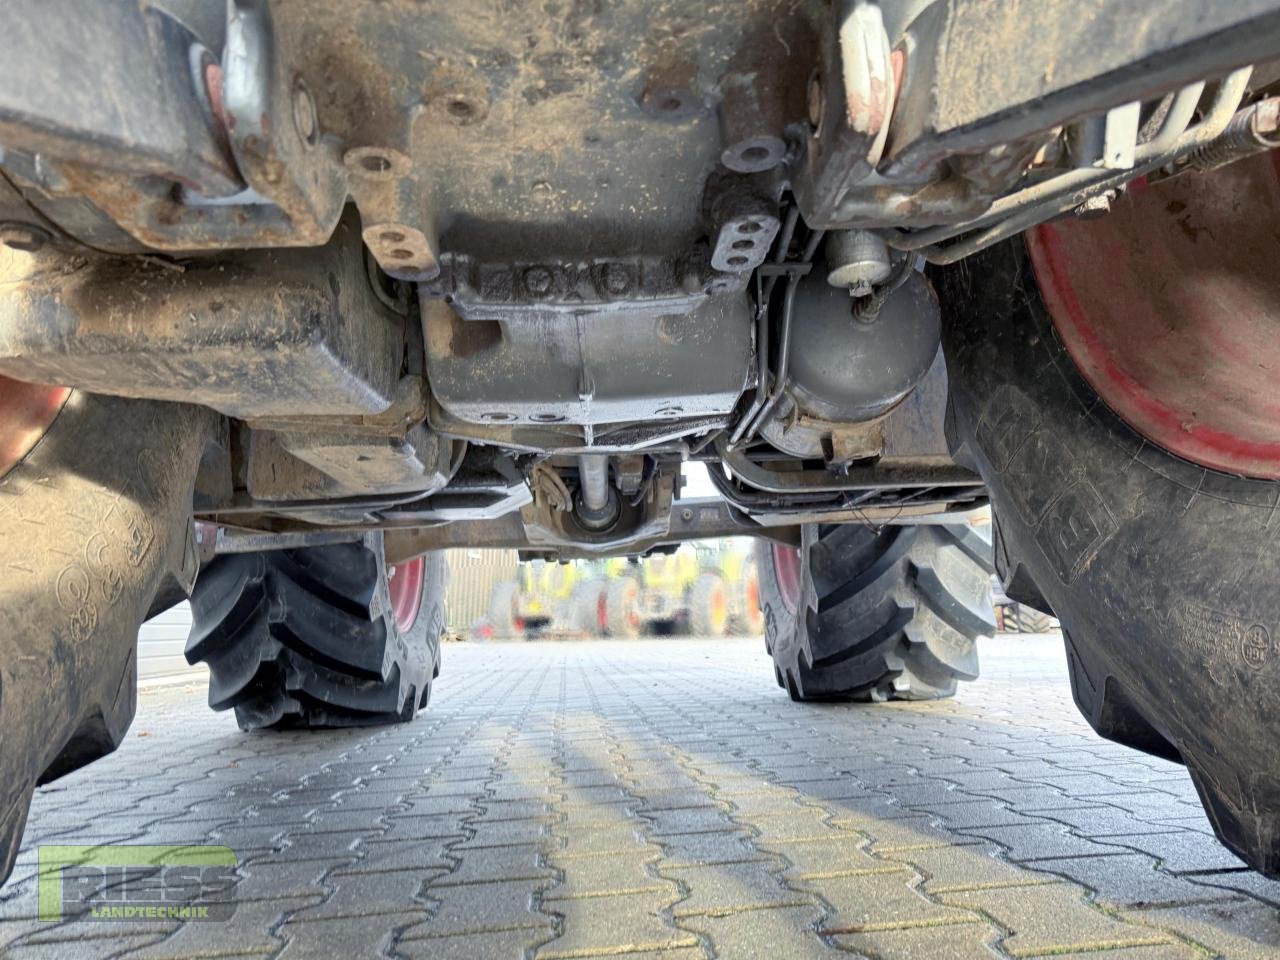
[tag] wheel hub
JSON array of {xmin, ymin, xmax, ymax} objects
[
  {"xmin": 772, "ymin": 543, "xmax": 802, "ymax": 615},
  {"xmin": 0, "ymin": 376, "xmax": 70, "ymax": 480},
  {"xmin": 388, "ymin": 555, "xmax": 426, "ymax": 633},
  {"xmin": 1028, "ymin": 152, "xmax": 1280, "ymax": 479}
]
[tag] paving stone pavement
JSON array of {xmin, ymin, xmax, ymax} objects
[{"xmin": 3, "ymin": 636, "xmax": 1280, "ymax": 959}]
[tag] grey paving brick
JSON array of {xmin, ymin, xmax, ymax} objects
[
  {"xmin": 679, "ymin": 904, "xmax": 835, "ymax": 958},
  {"xmin": 939, "ymin": 882, "xmax": 1185, "ymax": 957},
  {"xmin": 649, "ymin": 829, "xmax": 771, "ymax": 868},
  {"xmin": 1088, "ymin": 828, "xmax": 1249, "ymax": 873},
  {"xmin": 7, "ymin": 637, "xmax": 1277, "ymax": 960},
  {"xmin": 1032, "ymin": 852, "xmax": 1233, "ymax": 908},
  {"xmin": 112, "ymin": 895, "xmax": 316, "ymax": 958},
  {"xmin": 1184, "ymin": 868, "xmax": 1280, "ymax": 906},
  {"xmin": 15, "ymin": 938, "xmax": 183, "ymax": 960},
  {"xmin": 908, "ymin": 799, "xmax": 1041, "ymax": 830},
  {"xmin": 413, "ymin": 879, "xmax": 553, "ymax": 937},
  {"xmin": 1025, "ymin": 804, "xmax": 1202, "ymax": 839},
  {"xmin": 831, "ymin": 919, "xmax": 1001, "ymax": 958},
  {"xmin": 538, "ymin": 891, "xmax": 695, "ymax": 958},
  {"xmin": 879, "ymin": 841, "xmax": 1055, "ymax": 894},
  {"xmin": 643, "ymin": 807, "xmax": 736, "ymax": 836},
  {"xmin": 1120, "ymin": 900, "xmax": 1280, "ymax": 960},
  {"xmin": 397, "ymin": 928, "xmax": 553, "ymax": 958},
  {"xmin": 335, "ymin": 837, "xmax": 454, "ymax": 875},
  {"xmin": 666, "ymin": 860, "xmax": 812, "ymax": 917},
  {"xmin": 957, "ymin": 822, "xmax": 1131, "ymax": 862},
  {"xmin": 276, "ymin": 910, "xmax": 422, "ymax": 956},
  {"xmin": 453, "ymin": 819, "xmax": 551, "ymax": 849}
]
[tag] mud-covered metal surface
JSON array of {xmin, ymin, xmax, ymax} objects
[
  {"xmin": 423, "ymin": 291, "xmax": 754, "ymax": 428},
  {"xmin": 273, "ymin": 0, "xmax": 815, "ymax": 258},
  {"xmin": 0, "ymin": 216, "xmax": 406, "ymax": 420}
]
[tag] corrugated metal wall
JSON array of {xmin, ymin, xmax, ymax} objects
[
  {"xmin": 446, "ymin": 548, "xmax": 520, "ymax": 632},
  {"xmin": 138, "ymin": 602, "xmax": 204, "ymax": 681}
]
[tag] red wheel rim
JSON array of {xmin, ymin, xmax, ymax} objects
[
  {"xmin": 772, "ymin": 543, "xmax": 802, "ymax": 615},
  {"xmin": 0, "ymin": 377, "xmax": 70, "ymax": 480},
  {"xmin": 388, "ymin": 555, "xmax": 425, "ymax": 632},
  {"xmin": 1028, "ymin": 152, "xmax": 1280, "ymax": 479}
]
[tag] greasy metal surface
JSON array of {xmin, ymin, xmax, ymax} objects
[
  {"xmin": 886, "ymin": 0, "xmax": 1280, "ymax": 178},
  {"xmin": 423, "ymin": 293, "xmax": 753, "ymax": 428},
  {"xmin": 791, "ymin": 0, "xmax": 895, "ymax": 227},
  {"xmin": 278, "ymin": 425, "xmax": 456, "ymax": 496},
  {"xmin": 420, "ymin": 251, "xmax": 720, "ymax": 324},
  {"xmin": 1028, "ymin": 151, "xmax": 1280, "ymax": 480},
  {"xmin": 272, "ymin": 0, "xmax": 816, "ymax": 260},
  {"xmin": 576, "ymin": 454, "xmax": 610, "ymax": 513},
  {"xmin": 0, "ymin": 216, "xmax": 405, "ymax": 419},
  {"xmin": 520, "ymin": 465, "xmax": 678, "ymax": 555},
  {"xmin": 0, "ymin": 1, "xmax": 240, "ymax": 195},
  {"xmin": 379, "ymin": 495, "xmax": 974, "ymax": 561},
  {"xmin": 719, "ymin": 442, "xmax": 980, "ymax": 494},
  {"xmin": 780, "ymin": 268, "xmax": 941, "ymax": 423},
  {"xmin": 380, "ymin": 496, "xmax": 762, "ymax": 562}
]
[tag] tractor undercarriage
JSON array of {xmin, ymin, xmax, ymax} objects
[{"xmin": 1, "ymin": 0, "xmax": 1278, "ymax": 559}]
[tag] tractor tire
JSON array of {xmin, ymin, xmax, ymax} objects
[
  {"xmin": 1009, "ymin": 605, "xmax": 1056, "ymax": 634},
  {"xmin": 605, "ymin": 576, "xmax": 642, "ymax": 639},
  {"xmin": 572, "ymin": 578, "xmax": 607, "ymax": 637},
  {"xmin": 0, "ymin": 389, "xmax": 216, "ymax": 885},
  {"xmin": 185, "ymin": 535, "xmax": 444, "ymax": 731},
  {"xmin": 757, "ymin": 524, "xmax": 995, "ymax": 702},
  {"xmin": 689, "ymin": 572, "xmax": 729, "ymax": 637},
  {"xmin": 938, "ymin": 227, "xmax": 1280, "ymax": 877},
  {"xmin": 488, "ymin": 580, "xmax": 521, "ymax": 638}
]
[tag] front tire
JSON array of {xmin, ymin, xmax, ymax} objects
[
  {"xmin": 185, "ymin": 535, "xmax": 444, "ymax": 730},
  {"xmin": 758, "ymin": 524, "xmax": 994, "ymax": 702},
  {"xmin": 0, "ymin": 390, "xmax": 215, "ymax": 884}
]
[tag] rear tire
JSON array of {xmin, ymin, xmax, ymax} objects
[
  {"xmin": 940, "ymin": 232, "xmax": 1280, "ymax": 875},
  {"xmin": 1009, "ymin": 605, "xmax": 1056, "ymax": 634},
  {"xmin": 185, "ymin": 535, "xmax": 444, "ymax": 730},
  {"xmin": 758, "ymin": 525, "xmax": 994, "ymax": 701},
  {"xmin": 0, "ymin": 391, "xmax": 215, "ymax": 884}
]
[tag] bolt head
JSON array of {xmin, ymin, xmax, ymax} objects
[
  {"xmin": 291, "ymin": 80, "xmax": 318, "ymax": 145},
  {"xmin": 523, "ymin": 266, "xmax": 555, "ymax": 296},
  {"xmin": 1254, "ymin": 98, "xmax": 1280, "ymax": 137},
  {"xmin": 0, "ymin": 223, "xmax": 49, "ymax": 252},
  {"xmin": 807, "ymin": 70, "xmax": 824, "ymax": 131}
]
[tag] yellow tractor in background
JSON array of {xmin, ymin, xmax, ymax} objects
[
  {"xmin": 485, "ymin": 539, "xmax": 764, "ymax": 639},
  {"xmin": 488, "ymin": 559, "xmax": 601, "ymax": 638},
  {"xmin": 584, "ymin": 541, "xmax": 764, "ymax": 638}
]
